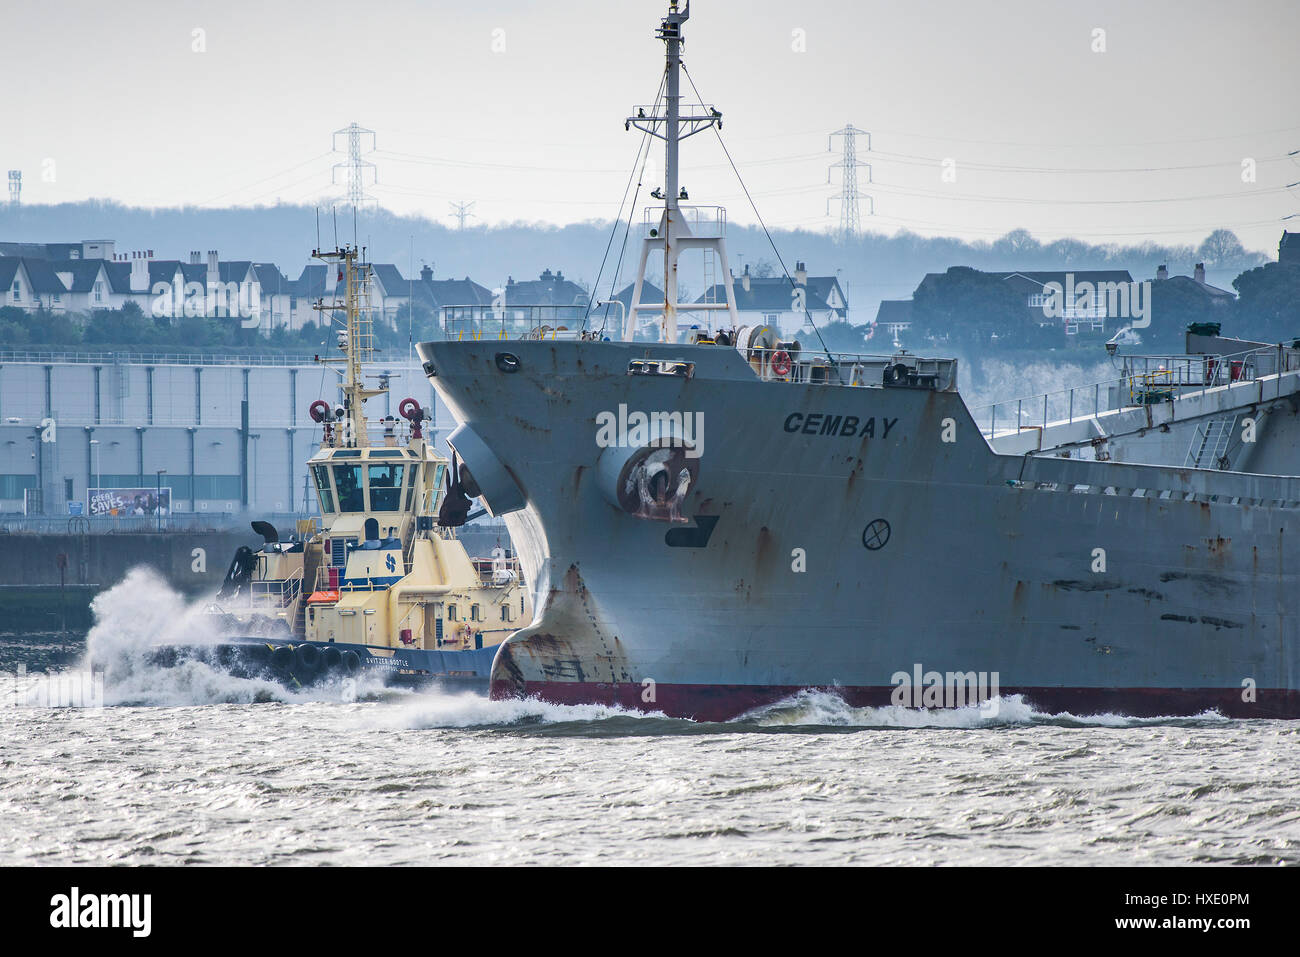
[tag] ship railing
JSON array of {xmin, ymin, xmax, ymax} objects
[
  {"xmin": 249, "ymin": 568, "xmax": 303, "ymax": 608},
  {"xmin": 0, "ymin": 512, "xmax": 313, "ymax": 534},
  {"xmin": 313, "ymin": 563, "xmax": 362, "ymax": 594},
  {"xmin": 314, "ymin": 423, "xmax": 426, "ymax": 450},
  {"xmin": 743, "ymin": 347, "xmax": 959, "ymax": 390},
  {"xmin": 440, "ymin": 304, "xmax": 588, "ymax": 341},
  {"xmin": 0, "ymin": 349, "xmax": 319, "ymax": 367},
  {"xmin": 471, "ymin": 555, "xmax": 523, "ymax": 587},
  {"xmin": 310, "ymin": 563, "xmax": 402, "ymax": 595},
  {"xmin": 971, "ymin": 344, "xmax": 1300, "ymax": 439},
  {"xmin": 641, "ymin": 205, "xmax": 727, "ymax": 239}
]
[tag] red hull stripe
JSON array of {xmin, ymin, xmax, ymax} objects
[{"xmin": 490, "ymin": 679, "xmax": 1300, "ymax": 722}]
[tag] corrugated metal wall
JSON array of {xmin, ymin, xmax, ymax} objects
[{"xmin": 0, "ymin": 356, "xmax": 447, "ymax": 515}]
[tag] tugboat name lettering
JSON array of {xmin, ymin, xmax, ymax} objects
[{"xmin": 783, "ymin": 413, "xmax": 898, "ymax": 439}]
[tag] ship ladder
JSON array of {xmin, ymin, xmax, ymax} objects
[{"xmin": 1184, "ymin": 414, "xmax": 1238, "ymax": 469}]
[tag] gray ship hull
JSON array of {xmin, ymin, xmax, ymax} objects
[{"xmin": 419, "ymin": 339, "xmax": 1300, "ymax": 721}]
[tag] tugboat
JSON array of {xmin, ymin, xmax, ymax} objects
[{"xmin": 135, "ymin": 244, "xmax": 531, "ymax": 692}]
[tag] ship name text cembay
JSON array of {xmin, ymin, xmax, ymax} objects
[{"xmin": 783, "ymin": 413, "xmax": 899, "ymax": 439}]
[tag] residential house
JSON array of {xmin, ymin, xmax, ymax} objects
[
  {"xmin": 873, "ymin": 300, "xmax": 913, "ymax": 341},
  {"xmin": 693, "ymin": 261, "xmax": 848, "ymax": 338},
  {"xmin": 1152, "ymin": 262, "xmax": 1235, "ymax": 307},
  {"xmin": 370, "ymin": 263, "xmax": 411, "ymax": 325},
  {"xmin": 252, "ymin": 263, "xmax": 293, "ymax": 330},
  {"xmin": 610, "ymin": 279, "xmax": 667, "ymax": 335},
  {"xmin": 1277, "ymin": 231, "xmax": 1299, "ymax": 268},
  {"xmin": 2, "ymin": 258, "xmax": 46, "ymax": 311},
  {"xmin": 503, "ymin": 268, "xmax": 590, "ymax": 326},
  {"xmin": 0, "ymin": 239, "xmax": 116, "ymax": 261},
  {"xmin": 429, "ymin": 267, "xmax": 586, "ymax": 336},
  {"xmin": 907, "ymin": 268, "xmax": 1138, "ymax": 339},
  {"xmin": 52, "ymin": 258, "xmax": 129, "ymax": 312},
  {"xmin": 1000, "ymin": 270, "xmax": 1136, "ymax": 336},
  {"xmin": 409, "ymin": 265, "xmax": 494, "ymax": 331}
]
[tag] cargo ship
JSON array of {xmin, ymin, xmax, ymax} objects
[
  {"xmin": 415, "ymin": 1, "xmax": 1300, "ymax": 721},
  {"xmin": 112, "ymin": 244, "xmax": 532, "ymax": 692}
]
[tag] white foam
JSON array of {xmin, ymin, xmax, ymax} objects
[
  {"xmin": 79, "ymin": 566, "xmax": 398, "ymax": 707},
  {"xmin": 736, "ymin": 690, "xmax": 1230, "ymax": 729},
  {"xmin": 73, "ymin": 575, "xmax": 1237, "ymax": 727},
  {"xmin": 386, "ymin": 690, "xmax": 668, "ymax": 730}
]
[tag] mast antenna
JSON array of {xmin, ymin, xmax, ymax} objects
[{"xmin": 624, "ymin": 1, "xmax": 738, "ymax": 343}]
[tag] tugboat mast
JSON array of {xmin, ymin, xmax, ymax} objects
[
  {"xmin": 313, "ymin": 244, "xmax": 383, "ymax": 448},
  {"xmin": 626, "ymin": 1, "xmax": 739, "ymax": 343}
]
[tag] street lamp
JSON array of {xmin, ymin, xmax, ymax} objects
[{"xmin": 155, "ymin": 468, "xmax": 167, "ymax": 531}]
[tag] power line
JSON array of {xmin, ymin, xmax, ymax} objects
[
  {"xmin": 680, "ymin": 62, "xmax": 840, "ymax": 379},
  {"xmin": 869, "ymin": 181, "xmax": 1294, "ymax": 206},
  {"xmin": 584, "ymin": 70, "xmax": 667, "ymax": 334},
  {"xmin": 194, "ymin": 152, "xmax": 333, "ymax": 207},
  {"xmin": 854, "ymin": 212, "xmax": 1296, "ymax": 240},
  {"xmin": 448, "ymin": 200, "xmax": 476, "ymax": 229},
  {"xmin": 827, "ymin": 125, "xmax": 872, "ymax": 241},
  {"xmin": 727, "ymin": 122, "xmax": 1300, "ymax": 151},
  {"xmin": 373, "ymin": 146, "xmax": 824, "ymax": 174},
  {"xmin": 868, "ymin": 148, "xmax": 1300, "ymax": 176},
  {"xmin": 332, "ymin": 122, "xmax": 377, "ymax": 210}
]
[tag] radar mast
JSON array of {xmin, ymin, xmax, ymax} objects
[{"xmin": 625, "ymin": 1, "xmax": 740, "ymax": 343}]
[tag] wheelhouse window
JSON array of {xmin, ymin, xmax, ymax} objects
[
  {"xmin": 368, "ymin": 463, "xmax": 404, "ymax": 511},
  {"xmin": 403, "ymin": 464, "xmax": 419, "ymax": 511},
  {"xmin": 333, "ymin": 464, "xmax": 364, "ymax": 511},
  {"xmin": 311, "ymin": 464, "xmax": 335, "ymax": 513}
]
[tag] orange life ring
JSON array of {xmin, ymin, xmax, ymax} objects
[{"xmin": 771, "ymin": 350, "xmax": 792, "ymax": 376}]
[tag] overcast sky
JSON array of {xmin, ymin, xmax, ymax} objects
[{"xmin": 4, "ymin": 0, "xmax": 1297, "ymax": 252}]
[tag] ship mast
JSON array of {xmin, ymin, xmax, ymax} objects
[
  {"xmin": 313, "ymin": 244, "xmax": 383, "ymax": 448},
  {"xmin": 625, "ymin": 1, "xmax": 739, "ymax": 343}
]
